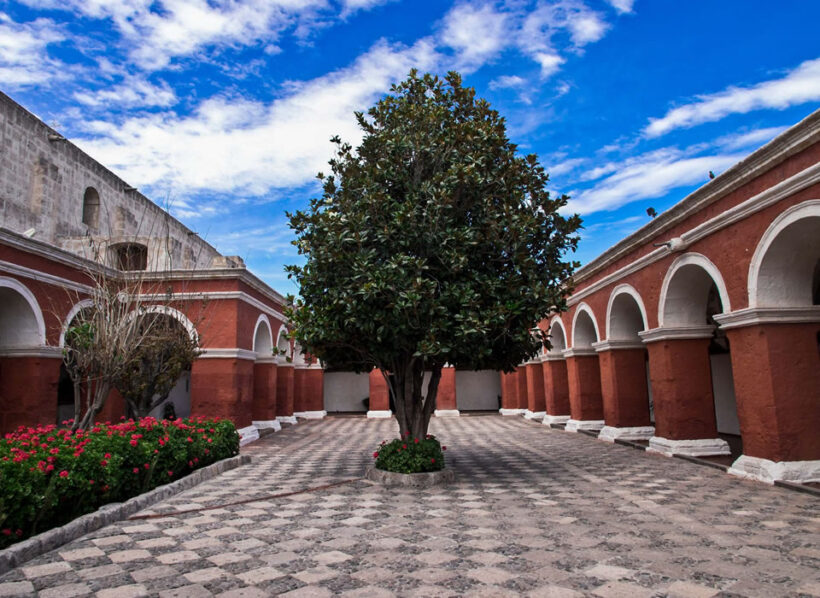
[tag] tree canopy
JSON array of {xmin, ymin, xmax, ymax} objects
[{"xmin": 286, "ymin": 70, "xmax": 581, "ymax": 438}]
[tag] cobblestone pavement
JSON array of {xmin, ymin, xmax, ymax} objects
[{"xmin": 1, "ymin": 415, "xmax": 818, "ymax": 597}]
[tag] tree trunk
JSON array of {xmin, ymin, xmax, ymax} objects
[
  {"xmin": 387, "ymin": 362, "xmax": 442, "ymax": 440},
  {"xmin": 77, "ymin": 381, "xmax": 111, "ymax": 430}
]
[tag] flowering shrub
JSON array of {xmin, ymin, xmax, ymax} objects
[
  {"xmin": 373, "ymin": 434, "xmax": 445, "ymax": 474},
  {"xmin": 0, "ymin": 416, "xmax": 238, "ymax": 549}
]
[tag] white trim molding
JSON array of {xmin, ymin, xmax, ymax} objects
[
  {"xmin": 571, "ymin": 302, "xmax": 600, "ymax": 348},
  {"xmin": 598, "ymin": 425, "xmax": 655, "ymax": 443},
  {"xmin": 238, "ymin": 425, "xmax": 260, "ymax": 447},
  {"xmin": 605, "ymin": 284, "xmax": 649, "ymax": 340},
  {"xmin": 252, "ymin": 420, "xmax": 281, "ymax": 432},
  {"xmin": 547, "ymin": 316, "xmax": 568, "ymax": 353},
  {"xmin": 499, "ymin": 408, "xmax": 525, "ymax": 416},
  {"xmin": 566, "ymin": 419, "xmax": 605, "ymax": 432},
  {"xmin": 729, "ymin": 454, "xmax": 820, "ymax": 484},
  {"xmin": 277, "ymin": 415, "xmax": 298, "ymax": 425},
  {"xmin": 524, "ymin": 410, "xmax": 546, "ymax": 420},
  {"xmin": 713, "ymin": 306, "xmax": 820, "ymax": 330},
  {"xmin": 0, "ymin": 275, "xmax": 48, "ymax": 345},
  {"xmin": 138, "ymin": 290, "xmax": 287, "ymax": 324},
  {"xmin": 639, "ymin": 325, "xmax": 715, "ymax": 343},
  {"xmin": 0, "ymin": 346, "xmax": 63, "ymax": 358},
  {"xmin": 0, "ymin": 259, "xmax": 93, "ymax": 295},
  {"xmin": 294, "ymin": 410, "xmax": 327, "ymax": 420},
  {"xmin": 647, "ymin": 436, "xmax": 730, "ymax": 457},
  {"xmin": 199, "ymin": 348, "xmax": 257, "ymax": 360},
  {"xmin": 542, "ymin": 353, "xmax": 566, "ymax": 362},
  {"xmin": 366, "ymin": 410, "xmax": 392, "ymax": 419},
  {"xmin": 255, "ymin": 356, "xmax": 278, "ymax": 364},
  {"xmin": 658, "ymin": 253, "xmax": 731, "ymax": 327},
  {"xmin": 434, "ymin": 409, "xmax": 461, "ymax": 417},
  {"xmin": 543, "ymin": 414, "xmax": 570, "ymax": 425},
  {"xmin": 252, "ymin": 314, "xmax": 274, "ymax": 355},
  {"xmin": 592, "ymin": 340, "xmax": 645, "ymax": 352},
  {"xmin": 562, "ymin": 348, "xmax": 597, "ymax": 358},
  {"xmin": 59, "ymin": 299, "xmax": 95, "ymax": 347}
]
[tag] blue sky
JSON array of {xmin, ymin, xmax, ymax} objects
[{"xmin": 2, "ymin": 0, "xmax": 819, "ymax": 295}]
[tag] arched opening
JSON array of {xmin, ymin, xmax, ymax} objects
[
  {"xmin": 572, "ymin": 308, "xmax": 599, "ymax": 348},
  {"xmin": 82, "ymin": 187, "xmax": 100, "ymax": 229},
  {"xmin": 276, "ymin": 327, "xmax": 291, "ymax": 361},
  {"xmin": 253, "ymin": 316, "xmax": 273, "ymax": 357},
  {"xmin": 112, "ymin": 243, "xmax": 148, "ymax": 271},
  {"xmin": 548, "ymin": 318, "xmax": 567, "ymax": 354},
  {"xmin": 0, "ymin": 285, "xmax": 44, "ymax": 349}
]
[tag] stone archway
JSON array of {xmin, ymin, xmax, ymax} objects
[{"xmin": 565, "ymin": 304, "xmax": 604, "ymax": 431}]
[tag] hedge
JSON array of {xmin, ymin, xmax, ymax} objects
[
  {"xmin": 0, "ymin": 416, "xmax": 239, "ymax": 549},
  {"xmin": 372, "ymin": 434, "xmax": 445, "ymax": 474}
]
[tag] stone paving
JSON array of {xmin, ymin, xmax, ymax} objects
[{"xmin": 1, "ymin": 415, "xmax": 818, "ymax": 597}]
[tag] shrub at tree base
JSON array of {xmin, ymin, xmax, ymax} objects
[
  {"xmin": 0, "ymin": 417, "xmax": 239, "ymax": 549},
  {"xmin": 373, "ymin": 435, "xmax": 445, "ymax": 474}
]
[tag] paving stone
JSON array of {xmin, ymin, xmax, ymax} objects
[{"xmin": 0, "ymin": 581, "xmax": 35, "ymax": 597}]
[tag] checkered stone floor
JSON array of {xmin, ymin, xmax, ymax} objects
[{"xmin": 1, "ymin": 415, "xmax": 819, "ymax": 597}]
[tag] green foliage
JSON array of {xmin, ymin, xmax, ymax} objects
[
  {"xmin": 0, "ymin": 417, "xmax": 238, "ymax": 548},
  {"xmin": 286, "ymin": 70, "xmax": 581, "ymax": 438},
  {"xmin": 373, "ymin": 435, "xmax": 445, "ymax": 474}
]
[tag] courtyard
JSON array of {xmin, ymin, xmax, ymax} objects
[{"xmin": 0, "ymin": 416, "xmax": 817, "ymax": 597}]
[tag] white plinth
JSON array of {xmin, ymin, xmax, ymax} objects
[
  {"xmin": 252, "ymin": 420, "xmax": 281, "ymax": 432},
  {"xmin": 294, "ymin": 410, "xmax": 327, "ymax": 419},
  {"xmin": 728, "ymin": 454, "xmax": 820, "ymax": 484},
  {"xmin": 276, "ymin": 415, "xmax": 298, "ymax": 425},
  {"xmin": 367, "ymin": 410, "xmax": 393, "ymax": 419},
  {"xmin": 499, "ymin": 408, "xmax": 525, "ymax": 416},
  {"xmin": 565, "ymin": 419, "xmax": 605, "ymax": 432},
  {"xmin": 524, "ymin": 410, "xmax": 546, "ymax": 420},
  {"xmin": 434, "ymin": 409, "xmax": 460, "ymax": 417},
  {"xmin": 598, "ymin": 425, "xmax": 655, "ymax": 443},
  {"xmin": 647, "ymin": 436, "xmax": 730, "ymax": 457},
  {"xmin": 238, "ymin": 425, "xmax": 259, "ymax": 446},
  {"xmin": 542, "ymin": 414, "xmax": 570, "ymax": 425}
]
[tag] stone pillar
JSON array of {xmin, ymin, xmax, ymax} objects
[
  {"xmin": 435, "ymin": 365, "xmax": 459, "ymax": 417},
  {"xmin": 0, "ymin": 350, "xmax": 62, "ymax": 432},
  {"xmin": 715, "ymin": 309, "xmax": 820, "ymax": 483},
  {"xmin": 294, "ymin": 363, "xmax": 326, "ymax": 419},
  {"xmin": 593, "ymin": 340, "xmax": 654, "ymax": 442},
  {"xmin": 98, "ymin": 388, "xmax": 126, "ymax": 424},
  {"xmin": 524, "ymin": 359, "xmax": 546, "ymax": 419},
  {"xmin": 252, "ymin": 357, "xmax": 280, "ymax": 431},
  {"xmin": 640, "ymin": 327, "xmax": 729, "ymax": 457},
  {"xmin": 367, "ymin": 368, "xmax": 392, "ymax": 418},
  {"xmin": 516, "ymin": 365, "xmax": 529, "ymax": 412},
  {"xmin": 191, "ymin": 351, "xmax": 257, "ymax": 443},
  {"xmin": 499, "ymin": 370, "xmax": 521, "ymax": 415},
  {"xmin": 542, "ymin": 354, "xmax": 571, "ymax": 425},
  {"xmin": 564, "ymin": 348, "xmax": 604, "ymax": 432},
  {"xmin": 275, "ymin": 361, "xmax": 296, "ymax": 425}
]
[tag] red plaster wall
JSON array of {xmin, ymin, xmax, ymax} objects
[
  {"xmin": 542, "ymin": 360, "xmax": 570, "ymax": 416},
  {"xmin": 516, "ymin": 366, "xmax": 528, "ymax": 410},
  {"xmin": 276, "ymin": 365, "xmax": 295, "ymax": 417},
  {"xmin": 437, "ymin": 367, "xmax": 457, "ymax": 411},
  {"xmin": 252, "ymin": 362, "xmax": 278, "ymax": 422},
  {"xmin": 0, "ymin": 357, "xmax": 61, "ymax": 432},
  {"xmin": 368, "ymin": 370, "xmax": 390, "ymax": 411},
  {"xmin": 598, "ymin": 349, "xmax": 651, "ymax": 428},
  {"xmin": 190, "ymin": 358, "xmax": 254, "ymax": 428},
  {"xmin": 302, "ymin": 369, "xmax": 325, "ymax": 412},
  {"xmin": 565, "ymin": 355, "xmax": 604, "ymax": 421},
  {"xmin": 525, "ymin": 362, "xmax": 546, "ymax": 413},
  {"xmin": 500, "ymin": 371, "xmax": 518, "ymax": 410},
  {"xmin": 97, "ymin": 389, "xmax": 125, "ymax": 424}
]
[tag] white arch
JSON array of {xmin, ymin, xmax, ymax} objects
[
  {"xmin": 0, "ymin": 276, "xmax": 46, "ymax": 346},
  {"xmin": 748, "ymin": 200, "xmax": 820, "ymax": 308},
  {"xmin": 571, "ymin": 302, "xmax": 600, "ymax": 348},
  {"xmin": 275, "ymin": 325, "xmax": 290, "ymax": 356},
  {"xmin": 138, "ymin": 305, "xmax": 199, "ymax": 342},
  {"xmin": 292, "ymin": 341, "xmax": 307, "ymax": 366},
  {"xmin": 252, "ymin": 314, "xmax": 273, "ymax": 355},
  {"xmin": 59, "ymin": 298, "xmax": 95, "ymax": 347},
  {"xmin": 547, "ymin": 316, "xmax": 567, "ymax": 353},
  {"xmin": 605, "ymin": 284, "xmax": 649, "ymax": 340},
  {"xmin": 658, "ymin": 253, "xmax": 731, "ymax": 327}
]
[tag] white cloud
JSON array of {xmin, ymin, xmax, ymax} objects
[
  {"xmin": 605, "ymin": 0, "xmax": 634, "ymax": 14},
  {"xmin": 72, "ymin": 38, "xmax": 440, "ymax": 198},
  {"xmin": 439, "ymin": 2, "xmax": 509, "ymax": 72},
  {"xmin": 713, "ymin": 125, "xmax": 788, "ymax": 151},
  {"xmin": 548, "ymin": 157, "xmax": 586, "ymax": 176},
  {"xmin": 73, "ymin": 77, "xmax": 178, "ymax": 108},
  {"xmin": 0, "ymin": 13, "xmax": 67, "ymax": 87},
  {"xmin": 489, "ymin": 74, "xmax": 526, "ymax": 90},
  {"xmin": 645, "ymin": 58, "xmax": 820, "ymax": 137},
  {"xmin": 340, "ymin": 0, "xmax": 395, "ymax": 17},
  {"xmin": 564, "ymin": 148, "xmax": 742, "ymax": 214}
]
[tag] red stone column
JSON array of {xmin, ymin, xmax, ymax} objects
[
  {"xmin": 542, "ymin": 355, "xmax": 571, "ymax": 425},
  {"xmin": 564, "ymin": 349, "xmax": 604, "ymax": 432},
  {"xmin": 98, "ymin": 388, "xmax": 126, "ymax": 424},
  {"xmin": 293, "ymin": 366, "xmax": 306, "ymax": 414},
  {"xmin": 0, "ymin": 354, "xmax": 62, "ymax": 432},
  {"xmin": 252, "ymin": 358, "xmax": 278, "ymax": 430},
  {"xmin": 191, "ymin": 355, "xmax": 255, "ymax": 429},
  {"xmin": 716, "ymin": 314, "xmax": 820, "ymax": 481},
  {"xmin": 435, "ymin": 366, "xmax": 459, "ymax": 416},
  {"xmin": 640, "ymin": 327, "xmax": 729, "ymax": 457},
  {"xmin": 295, "ymin": 365, "xmax": 325, "ymax": 417},
  {"xmin": 500, "ymin": 370, "xmax": 520, "ymax": 413},
  {"xmin": 524, "ymin": 360, "xmax": 546, "ymax": 419},
  {"xmin": 594, "ymin": 341, "xmax": 653, "ymax": 442},
  {"xmin": 516, "ymin": 365, "xmax": 528, "ymax": 412},
  {"xmin": 367, "ymin": 369, "xmax": 391, "ymax": 418},
  {"xmin": 274, "ymin": 362, "xmax": 296, "ymax": 423}
]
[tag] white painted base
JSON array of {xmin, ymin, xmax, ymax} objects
[
  {"xmin": 367, "ymin": 410, "xmax": 393, "ymax": 419},
  {"xmin": 238, "ymin": 425, "xmax": 259, "ymax": 447},
  {"xmin": 434, "ymin": 409, "xmax": 460, "ymax": 417},
  {"xmin": 565, "ymin": 419, "xmax": 605, "ymax": 433},
  {"xmin": 499, "ymin": 408, "xmax": 525, "ymax": 416},
  {"xmin": 524, "ymin": 410, "xmax": 546, "ymax": 420},
  {"xmin": 598, "ymin": 425, "xmax": 655, "ymax": 443},
  {"xmin": 252, "ymin": 420, "xmax": 281, "ymax": 432},
  {"xmin": 647, "ymin": 436, "xmax": 730, "ymax": 457},
  {"xmin": 276, "ymin": 415, "xmax": 298, "ymax": 425},
  {"xmin": 728, "ymin": 454, "xmax": 820, "ymax": 484},
  {"xmin": 542, "ymin": 414, "xmax": 570, "ymax": 425},
  {"xmin": 294, "ymin": 410, "xmax": 327, "ymax": 420}
]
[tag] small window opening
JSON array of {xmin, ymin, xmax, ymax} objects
[
  {"xmin": 82, "ymin": 187, "xmax": 100, "ymax": 228},
  {"xmin": 115, "ymin": 243, "xmax": 148, "ymax": 271}
]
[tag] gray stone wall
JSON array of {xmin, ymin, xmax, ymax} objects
[{"xmin": 0, "ymin": 92, "xmax": 222, "ymax": 271}]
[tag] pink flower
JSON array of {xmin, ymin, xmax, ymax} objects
[
  {"xmin": 373, "ymin": 452, "xmax": 379, "ymax": 458},
  {"xmin": 167, "ymin": 470, "xmax": 173, "ymax": 477},
  {"xmin": 402, "ymin": 444, "xmax": 407, "ymax": 449},
  {"xmin": 442, "ymin": 446, "xmax": 447, "ymax": 451},
  {"xmin": 129, "ymin": 439, "xmax": 138, "ymax": 447},
  {"xmin": 431, "ymin": 458, "xmax": 435, "ymax": 463},
  {"xmin": 414, "ymin": 438, "xmax": 419, "ymax": 444},
  {"xmin": 144, "ymin": 463, "xmax": 150, "ymax": 469},
  {"xmin": 59, "ymin": 470, "xmax": 68, "ymax": 478},
  {"xmin": 132, "ymin": 468, "xmax": 139, "ymax": 474}
]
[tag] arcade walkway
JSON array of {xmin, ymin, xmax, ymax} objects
[{"xmin": 1, "ymin": 416, "xmax": 818, "ymax": 597}]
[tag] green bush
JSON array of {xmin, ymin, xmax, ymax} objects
[
  {"xmin": 0, "ymin": 416, "xmax": 239, "ymax": 548},
  {"xmin": 373, "ymin": 434, "xmax": 445, "ymax": 474}
]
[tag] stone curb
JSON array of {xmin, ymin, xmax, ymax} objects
[
  {"xmin": 0, "ymin": 454, "xmax": 252, "ymax": 576},
  {"xmin": 365, "ymin": 465, "xmax": 455, "ymax": 488}
]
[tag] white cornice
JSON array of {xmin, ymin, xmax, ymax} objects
[
  {"xmin": 139, "ymin": 268, "xmax": 287, "ymax": 307},
  {"xmin": 0, "ymin": 346, "xmax": 63, "ymax": 358},
  {"xmin": 591, "ymin": 340, "xmax": 644, "ymax": 352},
  {"xmin": 562, "ymin": 348, "xmax": 597, "ymax": 358},
  {"xmin": 713, "ymin": 307, "xmax": 820, "ymax": 329},
  {"xmin": 254, "ymin": 356, "xmax": 278, "ymax": 364},
  {"xmin": 137, "ymin": 291, "xmax": 287, "ymax": 323},
  {"xmin": 542, "ymin": 353, "xmax": 565, "ymax": 362},
  {"xmin": 199, "ymin": 348, "xmax": 257, "ymax": 360},
  {"xmin": 639, "ymin": 325, "xmax": 714, "ymax": 343},
  {"xmin": 0, "ymin": 259, "xmax": 93, "ymax": 294}
]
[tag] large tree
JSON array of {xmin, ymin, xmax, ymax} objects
[{"xmin": 286, "ymin": 70, "xmax": 581, "ymax": 439}]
